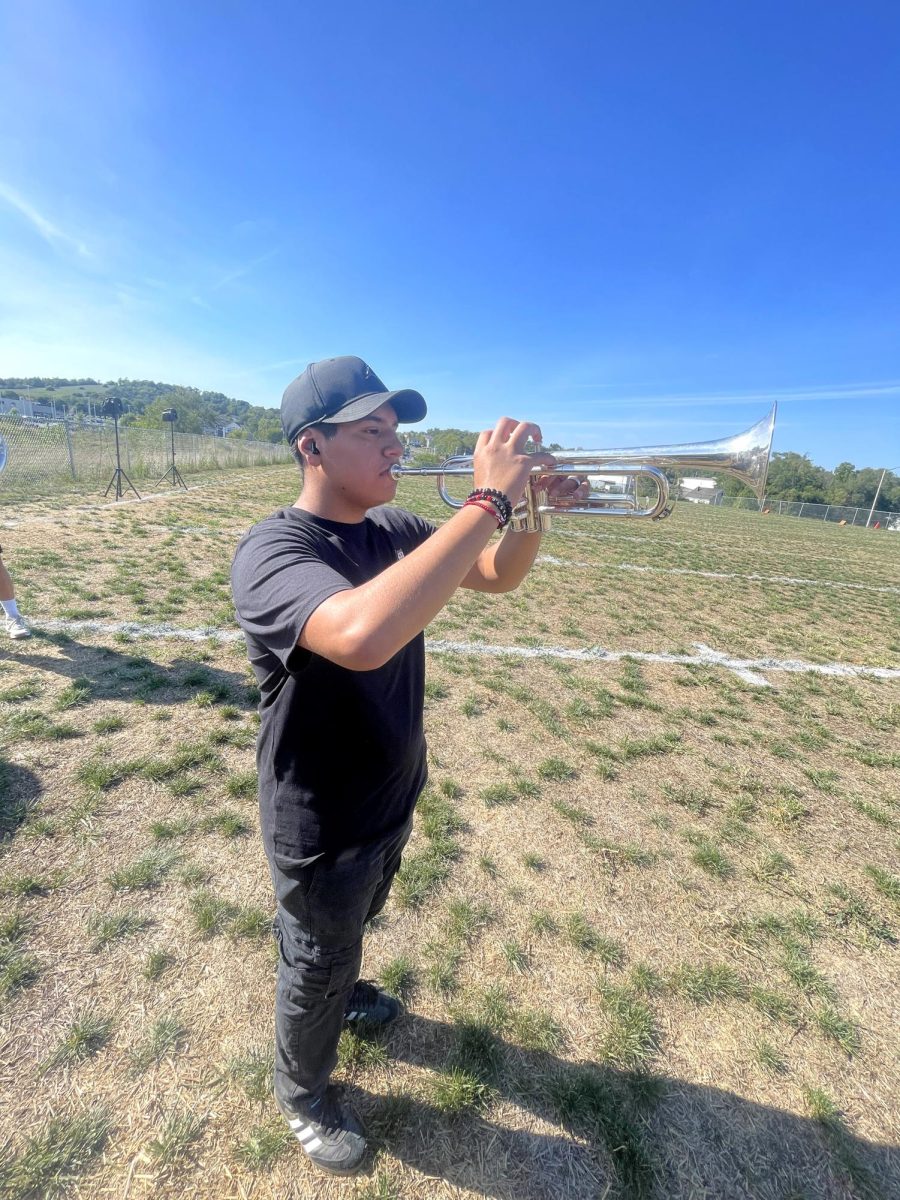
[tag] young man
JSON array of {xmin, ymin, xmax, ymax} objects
[
  {"xmin": 0, "ymin": 549, "xmax": 30, "ymax": 639},
  {"xmin": 231, "ymin": 356, "xmax": 583, "ymax": 1175}
]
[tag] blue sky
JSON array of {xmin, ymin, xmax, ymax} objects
[{"xmin": 1, "ymin": 1, "xmax": 898, "ymax": 469}]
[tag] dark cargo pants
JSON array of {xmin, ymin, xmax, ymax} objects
[{"xmin": 269, "ymin": 816, "xmax": 413, "ymax": 1109}]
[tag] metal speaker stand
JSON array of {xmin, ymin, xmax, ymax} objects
[
  {"xmin": 101, "ymin": 398, "xmax": 141, "ymax": 500},
  {"xmin": 156, "ymin": 409, "xmax": 188, "ymax": 490}
]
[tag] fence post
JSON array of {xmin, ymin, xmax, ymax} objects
[
  {"xmin": 854, "ymin": 508, "xmax": 860, "ymax": 525},
  {"xmin": 64, "ymin": 423, "xmax": 76, "ymax": 479},
  {"xmin": 798, "ymin": 503, "xmax": 804, "ymax": 516},
  {"xmin": 824, "ymin": 505, "xmax": 830, "ymax": 522}
]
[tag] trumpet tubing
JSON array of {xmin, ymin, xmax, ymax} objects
[{"xmin": 392, "ymin": 404, "xmax": 777, "ymax": 531}]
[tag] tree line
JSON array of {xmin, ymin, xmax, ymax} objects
[{"xmin": 717, "ymin": 453, "xmax": 899, "ymax": 513}]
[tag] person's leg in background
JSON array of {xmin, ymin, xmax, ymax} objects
[{"xmin": 0, "ymin": 551, "xmax": 30, "ymax": 639}]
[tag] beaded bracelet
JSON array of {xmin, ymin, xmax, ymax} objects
[
  {"xmin": 463, "ymin": 498, "xmax": 504, "ymax": 528},
  {"xmin": 466, "ymin": 493, "xmax": 510, "ymax": 528},
  {"xmin": 466, "ymin": 487, "xmax": 513, "ymax": 527}
]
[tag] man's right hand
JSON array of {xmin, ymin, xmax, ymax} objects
[{"xmin": 472, "ymin": 418, "xmax": 556, "ymax": 504}]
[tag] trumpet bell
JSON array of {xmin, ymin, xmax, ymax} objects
[
  {"xmin": 552, "ymin": 403, "xmax": 776, "ymax": 499},
  {"xmin": 393, "ymin": 403, "xmax": 777, "ymax": 530}
]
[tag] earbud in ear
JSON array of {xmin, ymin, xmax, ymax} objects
[{"xmin": 309, "ymin": 440, "xmax": 319, "ymax": 455}]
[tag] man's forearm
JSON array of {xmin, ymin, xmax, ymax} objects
[{"xmin": 471, "ymin": 529, "xmax": 542, "ymax": 592}]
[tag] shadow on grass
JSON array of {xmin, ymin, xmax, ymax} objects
[
  {"xmin": 347, "ymin": 1012, "xmax": 897, "ymax": 1200},
  {"xmin": 3, "ymin": 632, "xmax": 256, "ymax": 710},
  {"xmin": 0, "ymin": 759, "xmax": 42, "ymax": 842}
]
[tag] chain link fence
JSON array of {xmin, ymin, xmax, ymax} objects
[
  {"xmin": 715, "ymin": 494, "xmax": 900, "ymax": 529},
  {"xmin": 0, "ymin": 417, "xmax": 292, "ymax": 497}
]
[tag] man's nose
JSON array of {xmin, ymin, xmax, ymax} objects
[{"xmin": 385, "ymin": 436, "xmax": 404, "ymax": 458}]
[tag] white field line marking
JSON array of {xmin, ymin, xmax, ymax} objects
[
  {"xmin": 427, "ymin": 640, "xmax": 900, "ymax": 687},
  {"xmin": 32, "ymin": 619, "xmax": 900, "ymax": 687},
  {"xmin": 537, "ymin": 556, "xmax": 900, "ymax": 596},
  {"xmin": 38, "ymin": 618, "xmax": 245, "ymax": 643}
]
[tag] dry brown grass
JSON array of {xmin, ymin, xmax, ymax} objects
[{"xmin": 0, "ymin": 470, "xmax": 898, "ymax": 1199}]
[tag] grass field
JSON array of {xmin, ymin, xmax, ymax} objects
[{"xmin": 0, "ymin": 466, "xmax": 898, "ymax": 1200}]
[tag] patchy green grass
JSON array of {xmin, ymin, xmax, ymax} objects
[
  {"xmin": 670, "ymin": 963, "xmax": 746, "ymax": 1004},
  {"xmin": 220, "ymin": 1046, "xmax": 273, "ymax": 1103},
  {"xmin": 0, "ymin": 1108, "xmax": 111, "ymax": 1198},
  {"xmin": 429, "ymin": 1067, "xmax": 492, "ymax": 1115},
  {"xmin": 0, "ymin": 913, "xmax": 40, "ymax": 1000},
  {"xmin": 42, "ymin": 1011, "xmax": 115, "ymax": 1072},
  {"xmin": 108, "ymin": 847, "xmax": 179, "ymax": 891},
  {"xmin": 233, "ymin": 1122, "xmax": 292, "ymax": 1170},
  {"xmin": 596, "ymin": 982, "xmax": 658, "ymax": 1069},
  {"xmin": 199, "ymin": 809, "xmax": 252, "ymax": 838},
  {"xmin": 130, "ymin": 1013, "xmax": 188, "ymax": 1073},
  {"xmin": 148, "ymin": 1109, "xmax": 206, "ymax": 1168},
  {"xmin": 87, "ymin": 910, "xmax": 151, "ymax": 951}
]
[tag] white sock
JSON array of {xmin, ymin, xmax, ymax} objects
[{"xmin": 1, "ymin": 600, "xmax": 20, "ymax": 619}]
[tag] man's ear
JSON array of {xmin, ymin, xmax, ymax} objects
[{"xmin": 297, "ymin": 434, "xmax": 320, "ymax": 462}]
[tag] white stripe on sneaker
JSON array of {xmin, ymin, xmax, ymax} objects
[
  {"xmin": 346, "ymin": 1010, "xmax": 359, "ymax": 1020},
  {"xmin": 296, "ymin": 1125, "xmax": 317, "ymax": 1144},
  {"xmin": 288, "ymin": 1118, "xmax": 303, "ymax": 1130},
  {"xmin": 304, "ymin": 1136, "xmax": 323, "ymax": 1152}
]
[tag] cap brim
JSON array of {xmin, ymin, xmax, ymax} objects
[{"xmin": 326, "ymin": 388, "xmax": 427, "ymax": 426}]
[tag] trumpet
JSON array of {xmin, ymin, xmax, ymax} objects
[{"xmin": 392, "ymin": 404, "xmax": 776, "ymax": 531}]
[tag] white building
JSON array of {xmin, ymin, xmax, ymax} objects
[
  {"xmin": 679, "ymin": 476, "xmax": 722, "ymax": 504},
  {"xmin": 0, "ymin": 394, "xmax": 54, "ymax": 420},
  {"xmin": 588, "ymin": 473, "xmax": 635, "ymax": 494}
]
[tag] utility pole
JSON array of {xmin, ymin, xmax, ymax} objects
[{"xmin": 865, "ymin": 468, "xmax": 888, "ymax": 527}]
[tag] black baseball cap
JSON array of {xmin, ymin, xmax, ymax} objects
[{"xmin": 281, "ymin": 356, "xmax": 427, "ymax": 446}]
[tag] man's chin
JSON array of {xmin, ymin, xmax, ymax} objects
[{"xmin": 358, "ymin": 478, "xmax": 397, "ymax": 509}]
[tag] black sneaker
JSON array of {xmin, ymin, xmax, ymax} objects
[
  {"xmin": 344, "ymin": 979, "xmax": 402, "ymax": 1025},
  {"xmin": 277, "ymin": 1085, "xmax": 367, "ymax": 1175}
]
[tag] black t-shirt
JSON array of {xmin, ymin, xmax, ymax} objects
[{"xmin": 231, "ymin": 504, "xmax": 436, "ymax": 862}]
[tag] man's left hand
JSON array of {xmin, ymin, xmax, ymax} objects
[{"xmin": 531, "ymin": 474, "xmax": 591, "ymax": 506}]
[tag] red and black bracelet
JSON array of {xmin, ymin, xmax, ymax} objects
[
  {"xmin": 466, "ymin": 487, "xmax": 513, "ymax": 527},
  {"xmin": 463, "ymin": 498, "xmax": 504, "ymax": 527}
]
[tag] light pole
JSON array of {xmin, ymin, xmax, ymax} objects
[{"xmin": 865, "ymin": 466, "xmax": 897, "ymax": 527}]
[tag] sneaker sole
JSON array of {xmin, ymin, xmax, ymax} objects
[{"xmin": 304, "ymin": 1156, "xmax": 367, "ymax": 1177}]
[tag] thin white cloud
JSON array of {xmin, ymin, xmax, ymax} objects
[
  {"xmin": 0, "ymin": 262, "xmax": 260, "ymax": 401},
  {"xmin": 0, "ymin": 180, "xmax": 91, "ymax": 258},
  {"xmin": 541, "ymin": 418, "xmax": 741, "ymax": 430},
  {"xmin": 235, "ymin": 357, "xmax": 308, "ymax": 376},
  {"xmin": 565, "ymin": 382, "xmax": 900, "ymax": 408},
  {"xmin": 212, "ymin": 246, "xmax": 282, "ymax": 290}
]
